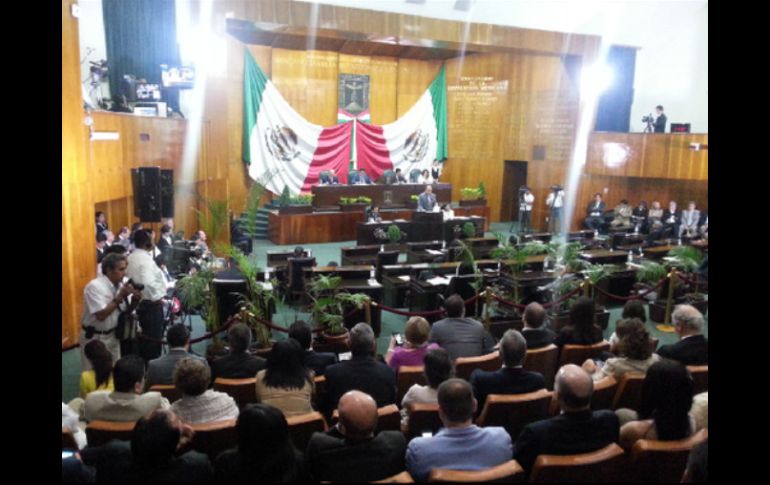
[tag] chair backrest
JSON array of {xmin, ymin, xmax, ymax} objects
[
  {"xmin": 286, "ymin": 411, "xmax": 328, "ymax": 452},
  {"xmin": 190, "ymin": 419, "xmax": 237, "ymax": 461},
  {"xmin": 372, "ymin": 471, "xmax": 415, "ymax": 483},
  {"xmin": 428, "ymin": 459, "xmax": 525, "ymax": 483},
  {"xmin": 687, "ymin": 365, "xmax": 708, "ymax": 395},
  {"xmin": 591, "ymin": 376, "xmax": 618, "ymax": 411},
  {"xmin": 405, "ymin": 402, "xmax": 442, "ymax": 440},
  {"xmin": 612, "ymin": 372, "xmax": 646, "ymax": 411},
  {"xmin": 649, "ymin": 337, "xmax": 659, "ymax": 353},
  {"xmin": 558, "ymin": 341, "xmax": 610, "ymax": 367},
  {"xmin": 148, "ymin": 384, "xmax": 182, "ymax": 403},
  {"xmin": 313, "ymin": 375, "xmax": 327, "ymax": 410},
  {"xmin": 409, "ymin": 169, "xmax": 421, "ymax": 183},
  {"xmin": 523, "ymin": 344, "xmax": 559, "ymax": 390},
  {"xmin": 289, "ymin": 257, "xmax": 316, "ymax": 291},
  {"xmin": 455, "ymin": 352, "xmax": 502, "ymax": 381},
  {"xmin": 330, "ymin": 404, "xmax": 401, "ymax": 433},
  {"xmin": 376, "ymin": 251, "xmax": 400, "ymax": 281},
  {"xmin": 62, "ymin": 427, "xmax": 78, "ymax": 450},
  {"xmin": 212, "ymin": 377, "xmax": 258, "ymax": 409},
  {"xmin": 85, "ymin": 420, "xmax": 136, "ymax": 447},
  {"xmin": 476, "ymin": 389, "xmax": 554, "ymax": 441},
  {"xmin": 529, "ymin": 443, "xmax": 626, "ymax": 483},
  {"xmin": 397, "ymin": 365, "xmax": 427, "ymax": 404},
  {"xmin": 630, "ymin": 428, "xmax": 708, "ymax": 483}
]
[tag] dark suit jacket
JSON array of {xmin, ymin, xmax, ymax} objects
[
  {"xmin": 586, "ymin": 201, "xmax": 605, "ymax": 217},
  {"xmin": 210, "ymin": 352, "xmax": 267, "ymax": 381},
  {"xmin": 320, "ymin": 173, "xmax": 339, "ymax": 185},
  {"xmin": 146, "ymin": 349, "xmax": 208, "ymax": 389},
  {"xmin": 654, "ymin": 113, "xmax": 667, "ymax": 133},
  {"xmin": 395, "ymin": 173, "xmax": 408, "ymax": 184},
  {"xmin": 656, "ymin": 334, "xmax": 708, "ymax": 366},
  {"xmin": 324, "ymin": 356, "xmax": 397, "ymax": 414},
  {"xmin": 521, "ymin": 327, "xmax": 557, "ymax": 350},
  {"xmin": 303, "ymin": 349, "xmax": 337, "ymax": 377},
  {"xmin": 418, "ymin": 192, "xmax": 437, "ymax": 212},
  {"xmin": 306, "ymin": 428, "xmax": 407, "ymax": 482},
  {"xmin": 347, "ymin": 172, "xmax": 359, "ymax": 185},
  {"xmin": 513, "ymin": 410, "xmax": 620, "ymax": 475},
  {"xmin": 662, "ymin": 209, "xmax": 681, "ymax": 225},
  {"xmin": 157, "ymin": 236, "xmax": 173, "ymax": 253},
  {"xmin": 470, "ymin": 367, "xmax": 546, "ymax": 412},
  {"xmin": 554, "ymin": 325, "xmax": 604, "ymax": 349}
]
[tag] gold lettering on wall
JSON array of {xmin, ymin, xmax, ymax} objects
[
  {"xmin": 530, "ymin": 91, "xmax": 578, "ymax": 162},
  {"xmin": 448, "ymin": 76, "xmax": 509, "ymax": 159}
]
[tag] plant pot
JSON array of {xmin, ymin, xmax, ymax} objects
[
  {"xmin": 339, "ymin": 203, "xmax": 369, "ymax": 212},
  {"xmin": 279, "ymin": 205, "xmax": 313, "ymax": 215},
  {"xmin": 649, "ymin": 300, "xmax": 667, "ymax": 323},
  {"xmin": 459, "ymin": 199, "xmax": 487, "ymax": 207},
  {"xmin": 318, "ymin": 330, "xmax": 351, "ymax": 354}
]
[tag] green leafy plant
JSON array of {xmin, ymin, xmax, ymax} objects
[
  {"xmin": 460, "ymin": 187, "xmax": 483, "ymax": 200},
  {"xmin": 289, "ymin": 193, "xmax": 314, "ymax": 205},
  {"xmin": 665, "ymin": 246, "xmax": 704, "ymax": 274},
  {"xmin": 194, "ymin": 196, "xmax": 228, "ymax": 249},
  {"xmin": 356, "ymin": 196, "xmax": 372, "ymax": 204},
  {"xmin": 462, "ymin": 222, "xmax": 477, "ymax": 238},
  {"xmin": 176, "ymin": 267, "xmax": 218, "ymax": 332},
  {"xmin": 339, "ymin": 197, "xmax": 353, "ymax": 205},
  {"xmin": 279, "ymin": 186, "xmax": 291, "ymax": 207},
  {"xmin": 636, "ymin": 261, "xmax": 667, "ymax": 285},
  {"xmin": 549, "ymin": 275, "xmax": 581, "ymax": 314},
  {"xmin": 225, "ymin": 246, "xmax": 276, "ymax": 349},
  {"xmin": 478, "ymin": 181, "xmax": 487, "ymax": 199},
  {"xmin": 387, "ymin": 224, "xmax": 404, "ymax": 244},
  {"xmin": 242, "ymin": 171, "xmax": 276, "ymax": 239},
  {"xmin": 308, "ymin": 275, "xmax": 370, "ymax": 336},
  {"xmin": 581, "ymin": 263, "xmax": 610, "ymax": 299},
  {"xmin": 410, "ymin": 195, "xmax": 420, "ymax": 202}
]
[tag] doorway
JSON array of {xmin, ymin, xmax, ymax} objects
[{"xmin": 501, "ymin": 161, "xmax": 528, "ymax": 222}]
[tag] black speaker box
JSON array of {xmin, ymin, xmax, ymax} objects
[
  {"xmin": 160, "ymin": 169, "xmax": 174, "ymax": 218},
  {"xmin": 131, "ymin": 167, "xmax": 162, "ymax": 222}
]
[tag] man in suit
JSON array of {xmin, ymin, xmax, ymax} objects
[
  {"xmin": 84, "ymin": 355, "xmax": 171, "ymax": 422},
  {"xmin": 513, "ymin": 364, "xmax": 620, "ymax": 476},
  {"xmin": 406, "ymin": 379, "xmax": 512, "ymax": 481},
  {"xmin": 584, "ymin": 193, "xmax": 606, "ymax": 231},
  {"xmin": 306, "ymin": 390, "xmax": 407, "ymax": 482},
  {"xmin": 156, "ymin": 224, "xmax": 174, "ymax": 261},
  {"xmin": 661, "ymin": 200, "xmax": 682, "ymax": 239},
  {"xmin": 96, "ymin": 232, "xmax": 108, "ymax": 263},
  {"xmin": 679, "ymin": 201, "xmax": 701, "ymax": 237},
  {"xmin": 654, "ymin": 105, "xmax": 667, "ymax": 133},
  {"xmin": 323, "ymin": 323, "xmax": 397, "ymax": 416},
  {"xmin": 656, "ymin": 304, "xmax": 708, "ymax": 365},
  {"xmin": 289, "ymin": 320, "xmax": 337, "ymax": 376},
  {"xmin": 470, "ymin": 329, "xmax": 545, "ymax": 413},
  {"xmin": 115, "ymin": 226, "xmax": 131, "ymax": 249},
  {"xmin": 429, "ymin": 294, "xmax": 496, "ymax": 360},
  {"xmin": 394, "ymin": 168, "xmax": 408, "ymax": 184},
  {"xmin": 145, "ymin": 324, "xmax": 208, "ymax": 389},
  {"xmin": 210, "ymin": 323, "xmax": 266, "ymax": 381},
  {"xmin": 521, "ymin": 302, "xmax": 557, "ymax": 350},
  {"xmin": 319, "ymin": 169, "xmax": 339, "ymax": 185},
  {"xmin": 350, "ymin": 168, "xmax": 371, "ymax": 185},
  {"xmin": 96, "ymin": 211, "xmax": 108, "ymax": 236},
  {"xmin": 417, "ymin": 184, "xmax": 437, "ymax": 212}
]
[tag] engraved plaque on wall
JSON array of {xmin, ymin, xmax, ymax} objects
[
  {"xmin": 339, "ymin": 74, "xmax": 370, "ymax": 115},
  {"xmin": 447, "ymin": 76, "xmax": 509, "ymax": 159}
]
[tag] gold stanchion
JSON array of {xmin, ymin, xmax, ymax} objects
[
  {"xmin": 364, "ymin": 298, "xmax": 372, "ymax": 325},
  {"xmin": 656, "ymin": 270, "xmax": 677, "ymax": 333}
]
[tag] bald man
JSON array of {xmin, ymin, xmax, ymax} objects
[
  {"xmin": 512, "ymin": 364, "xmax": 619, "ymax": 476},
  {"xmin": 520, "ymin": 302, "xmax": 557, "ymax": 350},
  {"xmin": 306, "ymin": 390, "xmax": 406, "ymax": 482}
]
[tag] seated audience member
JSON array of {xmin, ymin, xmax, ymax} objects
[
  {"xmin": 698, "ymin": 214, "xmax": 708, "ymax": 239},
  {"xmin": 554, "ymin": 297, "xmax": 604, "ymax": 348},
  {"xmin": 319, "ymin": 169, "xmax": 339, "ymax": 185},
  {"xmin": 306, "ymin": 391, "xmax": 407, "ymax": 482},
  {"xmin": 385, "ymin": 317, "xmax": 440, "ymax": 373},
  {"xmin": 401, "ymin": 348, "xmax": 454, "ymax": 427},
  {"xmin": 146, "ymin": 324, "xmax": 208, "ymax": 389},
  {"xmin": 367, "ymin": 205, "xmax": 382, "ymax": 223},
  {"xmin": 171, "ymin": 358, "xmax": 239, "ymax": 424},
  {"xmin": 80, "ymin": 409, "xmax": 213, "ymax": 482},
  {"xmin": 646, "ymin": 201, "xmax": 664, "ymax": 234},
  {"xmin": 355, "ymin": 168, "xmax": 372, "ymax": 185},
  {"xmin": 324, "ymin": 323, "xmax": 397, "ymax": 414},
  {"xmin": 583, "ymin": 193, "xmax": 606, "ymax": 231},
  {"xmin": 607, "ymin": 300, "xmax": 647, "ymax": 353},
  {"xmin": 395, "ymin": 168, "xmax": 407, "ymax": 184},
  {"xmin": 429, "ymin": 294, "xmax": 496, "ymax": 360},
  {"xmin": 288, "ymin": 320, "xmax": 337, "ymax": 377},
  {"xmin": 610, "ymin": 199, "xmax": 633, "ymax": 230},
  {"xmin": 680, "ymin": 201, "xmax": 701, "ymax": 237},
  {"xmin": 682, "ymin": 439, "xmax": 708, "ymax": 483},
  {"xmin": 215, "ymin": 403, "xmax": 310, "ymax": 482},
  {"xmin": 255, "ymin": 339, "xmax": 315, "ymax": 417},
  {"xmin": 690, "ymin": 392, "xmax": 708, "ymax": 431},
  {"xmin": 661, "ymin": 201, "xmax": 681, "ymax": 239},
  {"xmin": 96, "ymin": 232, "xmax": 108, "ymax": 263},
  {"xmin": 656, "ymin": 304, "xmax": 708, "ymax": 365},
  {"xmin": 470, "ymin": 329, "xmax": 545, "ymax": 413},
  {"xmin": 80, "ymin": 339, "xmax": 115, "ymax": 398},
  {"xmin": 62, "ymin": 402, "xmax": 87, "ymax": 450},
  {"xmin": 157, "ymin": 224, "xmax": 174, "ymax": 254},
  {"xmin": 418, "ymin": 169, "xmax": 433, "ymax": 184},
  {"xmin": 406, "ymin": 379, "xmax": 512, "ymax": 481},
  {"xmin": 632, "ymin": 201, "xmax": 648, "ymax": 232},
  {"xmin": 84, "ymin": 355, "xmax": 170, "ymax": 422},
  {"xmin": 513, "ymin": 365, "xmax": 620, "ymax": 476},
  {"xmin": 441, "ymin": 203, "xmax": 455, "ymax": 221},
  {"xmin": 191, "ymin": 230, "xmax": 210, "ymax": 255},
  {"xmin": 618, "ymin": 359, "xmax": 696, "ymax": 450},
  {"xmin": 210, "ymin": 323, "xmax": 266, "ymax": 381},
  {"xmin": 62, "ymin": 452, "xmax": 95, "ymax": 483},
  {"xmin": 115, "ymin": 226, "xmax": 131, "ymax": 249},
  {"xmin": 520, "ymin": 302, "xmax": 556, "ymax": 349},
  {"xmin": 583, "ymin": 318, "xmax": 661, "ymax": 381}
]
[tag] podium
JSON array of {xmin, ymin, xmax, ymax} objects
[{"xmin": 412, "ymin": 211, "xmax": 443, "ymax": 241}]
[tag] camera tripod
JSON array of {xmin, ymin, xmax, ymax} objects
[{"xmin": 643, "ymin": 119, "xmax": 655, "ymax": 133}]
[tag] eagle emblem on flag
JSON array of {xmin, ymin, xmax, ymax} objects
[
  {"xmin": 265, "ymin": 125, "xmax": 300, "ymax": 163},
  {"xmin": 402, "ymin": 129, "xmax": 430, "ymax": 165}
]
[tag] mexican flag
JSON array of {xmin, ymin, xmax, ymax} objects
[
  {"xmin": 243, "ymin": 50, "xmax": 352, "ymax": 194},
  {"xmin": 355, "ymin": 66, "xmax": 448, "ymax": 182}
]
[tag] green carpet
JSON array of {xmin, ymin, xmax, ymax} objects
[{"xmin": 62, "ymin": 222, "xmax": 707, "ymax": 403}]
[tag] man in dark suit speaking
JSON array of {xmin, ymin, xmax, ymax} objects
[
  {"xmin": 654, "ymin": 105, "xmax": 667, "ymax": 133},
  {"xmin": 417, "ymin": 185, "xmax": 437, "ymax": 212}
]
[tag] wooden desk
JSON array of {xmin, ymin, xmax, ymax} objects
[
  {"xmin": 340, "ymin": 245, "xmax": 381, "ymax": 266},
  {"xmin": 643, "ymin": 245, "xmax": 676, "ymax": 259},
  {"xmin": 579, "ymin": 249, "xmax": 629, "ymax": 265},
  {"xmin": 304, "ymin": 265, "xmax": 373, "ymax": 281},
  {"xmin": 266, "ymin": 249, "xmax": 311, "ymax": 268},
  {"xmin": 312, "ymin": 183, "xmax": 452, "ymax": 208},
  {"xmin": 356, "ymin": 216, "xmax": 485, "ymax": 245}
]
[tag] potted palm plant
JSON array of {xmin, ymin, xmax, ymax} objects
[
  {"xmin": 279, "ymin": 192, "xmax": 314, "ymax": 214},
  {"xmin": 308, "ymin": 275, "xmax": 371, "ymax": 349},
  {"xmin": 665, "ymin": 246, "xmax": 707, "ymax": 315},
  {"xmin": 635, "ymin": 261, "xmax": 670, "ymax": 323},
  {"xmin": 226, "ymin": 247, "xmax": 278, "ymax": 352},
  {"xmin": 459, "ymin": 182, "xmax": 487, "ymax": 207},
  {"xmin": 386, "ymin": 224, "xmax": 406, "ymax": 249},
  {"xmin": 175, "ymin": 266, "xmax": 225, "ymax": 359}
]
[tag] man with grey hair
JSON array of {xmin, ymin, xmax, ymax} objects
[
  {"xmin": 513, "ymin": 364, "xmax": 619, "ymax": 476},
  {"xmin": 469, "ymin": 329, "xmax": 545, "ymax": 412},
  {"xmin": 323, "ymin": 323, "xmax": 397, "ymax": 416},
  {"xmin": 407, "ymin": 378, "xmax": 512, "ymax": 481},
  {"xmin": 656, "ymin": 304, "xmax": 708, "ymax": 365}
]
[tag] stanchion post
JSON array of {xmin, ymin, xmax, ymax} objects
[
  {"xmin": 663, "ymin": 269, "xmax": 677, "ymax": 326},
  {"xmin": 484, "ymin": 287, "xmax": 492, "ymax": 330},
  {"xmin": 364, "ymin": 297, "xmax": 372, "ymax": 325}
]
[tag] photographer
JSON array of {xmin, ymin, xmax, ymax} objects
[
  {"xmin": 654, "ymin": 105, "xmax": 667, "ymax": 133},
  {"xmin": 80, "ymin": 253, "xmax": 143, "ymax": 371},
  {"xmin": 545, "ymin": 185, "xmax": 565, "ymax": 234},
  {"xmin": 519, "ymin": 187, "xmax": 534, "ymax": 233}
]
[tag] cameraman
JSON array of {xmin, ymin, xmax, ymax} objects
[
  {"xmin": 127, "ymin": 229, "xmax": 168, "ymax": 363},
  {"xmin": 80, "ymin": 253, "xmax": 142, "ymax": 371},
  {"xmin": 519, "ymin": 187, "xmax": 534, "ymax": 233},
  {"xmin": 545, "ymin": 185, "xmax": 565, "ymax": 234},
  {"xmin": 654, "ymin": 105, "xmax": 667, "ymax": 133}
]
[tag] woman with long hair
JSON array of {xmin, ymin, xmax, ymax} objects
[
  {"xmin": 400, "ymin": 348, "xmax": 454, "ymax": 427},
  {"xmin": 554, "ymin": 297, "xmax": 603, "ymax": 348},
  {"xmin": 79, "ymin": 339, "xmax": 114, "ymax": 398},
  {"xmin": 255, "ymin": 339, "xmax": 315, "ymax": 417},
  {"xmin": 583, "ymin": 318, "xmax": 660, "ymax": 381}
]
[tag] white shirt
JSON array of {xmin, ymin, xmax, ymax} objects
[
  {"xmin": 418, "ymin": 175, "xmax": 434, "ymax": 184},
  {"xmin": 80, "ymin": 274, "xmax": 123, "ymax": 331},
  {"xmin": 520, "ymin": 193, "xmax": 534, "ymax": 211},
  {"xmin": 546, "ymin": 190, "xmax": 565, "ymax": 208},
  {"xmin": 127, "ymin": 249, "xmax": 167, "ymax": 301},
  {"xmin": 442, "ymin": 209, "xmax": 455, "ymax": 221}
]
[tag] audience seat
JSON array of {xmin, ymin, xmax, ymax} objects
[
  {"xmin": 149, "ymin": 384, "xmax": 181, "ymax": 403},
  {"xmin": 612, "ymin": 372, "xmax": 646, "ymax": 411},
  {"xmin": 687, "ymin": 366, "xmax": 708, "ymax": 395},
  {"xmin": 313, "ymin": 375, "xmax": 327, "ymax": 411},
  {"xmin": 189, "ymin": 419, "xmax": 237, "ymax": 461},
  {"xmin": 213, "ymin": 377, "xmax": 258, "ymax": 409},
  {"xmin": 558, "ymin": 341, "xmax": 610, "ymax": 367},
  {"xmin": 85, "ymin": 420, "xmax": 135, "ymax": 447},
  {"xmin": 649, "ymin": 338, "xmax": 659, "ymax": 353},
  {"xmin": 529, "ymin": 443, "xmax": 626, "ymax": 483},
  {"xmin": 62, "ymin": 427, "xmax": 78, "ymax": 450},
  {"xmin": 404, "ymin": 402, "xmax": 442, "ymax": 440},
  {"xmin": 455, "ymin": 352, "xmax": 502, "ymax": 381},
  {"xmin": 397, "ymin": 365, "xmax": 427, "ymax": 404},
  {"xmin": 629, "ymin": 429, "xmax": 708, "ymax": 483},
  {"xmin": 428, "ymin": 459, "xmax": 525, "ymax": 483},
  {"xmin": 522, "ymin": 344, "xmax": 558, "ymax": 390},
  {"xmin": 286, "ymin": 411, "xmax": 328, "ymax": 452},
  {"xmin": 372, "ymin": 471, "xmax": 415, "ymax": 483},
  {"xmin": 332, "ymin": 404, "xmax": 401, "ymax": 433},
  {"xmin": 476, "ymin": 390, "xmax": 554, "ymax": 441},
  {"xmin": 591, "ymin": 376, "xmax": 618, "ymax": 411}
]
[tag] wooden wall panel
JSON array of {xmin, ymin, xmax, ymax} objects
[
  {"xmin": 338, "ymin": 54, "xmax": 399, "ymax": 125},
  {"xmin": 396, "ymin": 59, "xmax": 442, "ymax": 118}
]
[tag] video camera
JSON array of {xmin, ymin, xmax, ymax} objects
[
  {"xmin": 642, "ymin": 114, "xmax": 654, "ymax": 123},
  {"xmin": 127, "ymin": 278, "xmax": 144, "ymax": 291}
]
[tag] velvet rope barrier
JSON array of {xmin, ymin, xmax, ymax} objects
[
  {"xmin": 592, "ymin": 276, "xmax": 667, "ymax": 301},
  {"xmin": 372, "ymin": 293, "xmax": 483, "ymax": 318},
  {"xmin": 491, "ymin": 284, "xmax": 584, "ymax": 310}
]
